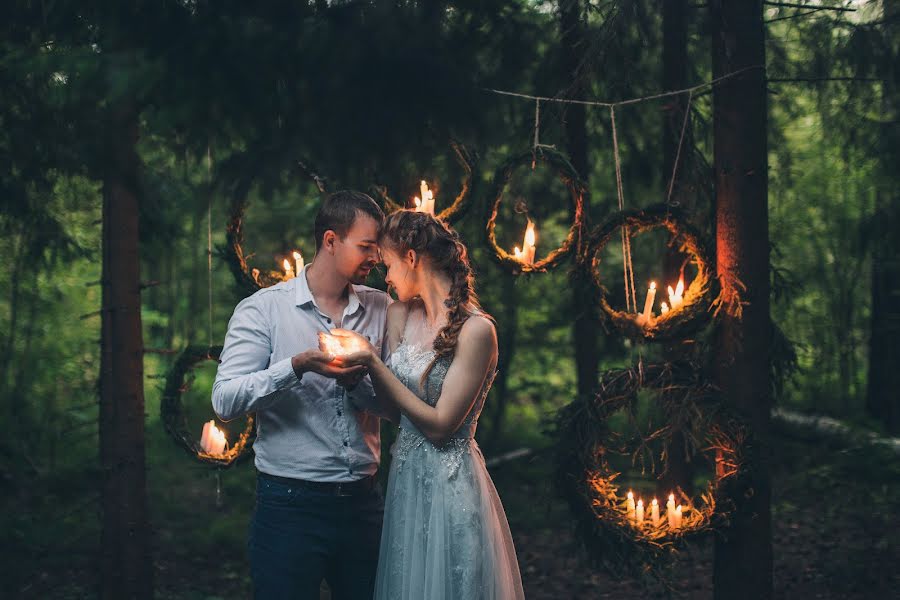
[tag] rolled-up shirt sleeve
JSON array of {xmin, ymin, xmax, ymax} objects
[{"xmin": 212, "ymin": 296, "xmax": 300, "ymax": 421}]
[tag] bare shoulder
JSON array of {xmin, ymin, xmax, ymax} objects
[{"xmin": 459, "ymin": 314, "xmax": 497, "ymax": 347}]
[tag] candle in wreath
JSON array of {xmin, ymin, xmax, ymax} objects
[
  {"xmin": 283, "ymin": 258, "xmax": 295, "ymax": 280},
  {"xmin": 414, "ymin": 180, "xmax": 436, "ymax": 215},
  {"xmin": 675, "ymin": 505, "xmax": 683, "ymax": 529},
  {"xmin": 651, "ymin": 498, "xmax": 660, "ymax": 526},
  {"xmin": 641, "ymin": 281, "xmax": 657, "ymax": 323},
  {"xmin": 636, "ymin": 499, "xmax": 644, "ymax": 525},
  {"xmin": 513, "ymin": 220, "xmax": 537, "ymax": 266},
  {"xmin": 667, "ymin": 493, "xmax": 676, "ymax": 528},
  {"xmin": 200, "ymin": 420, "xmax": 227, "ymax": 456},
  {"xmin": 667, "ymin": 276, "xmax": 685, "ymax": 309},
  {"xmin": 626, "ymin": 490, "xmax": 636, "ymax": 521}
]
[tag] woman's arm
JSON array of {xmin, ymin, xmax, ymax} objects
[{"xmin": 339, "ymin": 315, "xmax": 497, "ymax": 445}]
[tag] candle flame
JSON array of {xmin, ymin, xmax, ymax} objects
[
  {"xmin": 661, "ymin": 302, "xmax": 669, "ymax": 314},
  {"xmin": 293, "ymin": 251, "xmax": 302, "ymax": 260},
  {"xmin": 627, "ymin": 491, "xmax": 633, "ymax": 500},
  {"xmin": 649, "ymin": 281, "xmax": 656, "ymax": 290},
  {"xmin": 283, "ymin": 258, "xmax": 292, "ymax": 271},
  {"xmin": 524, "ymin": 220, "xmax": 536, "ymax": 246},
  {"xmin": 669, "ymin": 493, "xmax": 675, "ymax": 502},
  {"xmin": 675, "ymin": 276, "xmax": 685, "ymax": 298},
  {"xmin": 637, "ymin": 499, "xmax": 643, "ymax": 507},
  {"xmin": 652, "ymin": 498, "xmax": 658, "ymax": 506}
]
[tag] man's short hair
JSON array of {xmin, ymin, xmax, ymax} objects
[{"xmin": 314, "ymin": 190, "xmax": 385, "ymax": 250}]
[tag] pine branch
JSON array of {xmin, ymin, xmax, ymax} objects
[{"xmin": 763, "ymin": 1, "xmax": 855, "ymax": 11}]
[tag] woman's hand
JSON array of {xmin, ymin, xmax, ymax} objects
[{"xmin": 330, "ymin": 329, "xmax": 376, "ymax": 368}]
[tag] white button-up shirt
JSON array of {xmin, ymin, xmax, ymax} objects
[{"xmin": 212, "ymin": 266, "xmax": 391, "ymax": 482}]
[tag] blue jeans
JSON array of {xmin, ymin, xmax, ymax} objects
[{"xmin": 249, "ymin": 473, "xmax": 384, "ymax": 600}]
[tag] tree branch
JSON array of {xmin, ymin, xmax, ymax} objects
[{"xmin": 764, "ymin": 1, "xmax": 855, "ymax": 11}]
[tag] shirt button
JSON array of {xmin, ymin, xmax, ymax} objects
[
  {"xmin": 337, "ymin": 409, "xmax": 343, "ymax": 417},
  {"xmin": 326, "ymin": 318, "xmax": 332, "ymax": 323},
  {"xmin": 343, "ymin": 441, "xmax": 348, "ymax": 447}
]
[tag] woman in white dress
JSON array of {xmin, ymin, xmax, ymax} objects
[{"xmin": 333, "ymin": 210, "xmax": 525, "ymax": 599}]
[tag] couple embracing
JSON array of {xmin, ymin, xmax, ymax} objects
[{"xmin": 212, "ymin": 191, "xmax": 525, "ymax": 599}]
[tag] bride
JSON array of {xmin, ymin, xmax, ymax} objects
[{"xmin": 332, "ymin": 210, "xmax": 525, "ymax": 599}]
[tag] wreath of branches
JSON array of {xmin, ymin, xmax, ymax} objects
[
  {"xmin": 161, "ymin": 345, "xmax": 256, "ymax": 468},
  {"xmin": 554, "ymin": 360, "xmax": 754, "ymax": 579},
  {"xmin": 583, "ymin": 203, "xmax": 714, "ymax": 341},
  {"xmin": 484, "ymin": 146, "xmax": 587, "ymax": 274},
  {"xmin": 369, "ymin": 139, "xmax": 478, "ymax": 223}
]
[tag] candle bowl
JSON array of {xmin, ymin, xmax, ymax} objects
[
  {"xmin": 161, "ymin": 345, "xmax": 256, "ymax": 468},
  {"xmin": 485, "ymin": 146, "xmax": 586, "ymax": 275},
  {"xmin": 318, "ymin": 331, "xmax": 369, "ymax": 357},
  {"xmin": 582, "ymin": 203, "xmax": 714, "ymax": 342},
  {"xmin": 370, "ymin": 138, "xmax": 478, "ymax": 223},
  {"xmin": 553, "ymin": 360, "xmax": 755, "ymax": 579}
]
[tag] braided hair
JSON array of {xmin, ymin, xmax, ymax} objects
[{"xmin": 380, "ymin": 210, "xmax": 492, "ymax": 385}]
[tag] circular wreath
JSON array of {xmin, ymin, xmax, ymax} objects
[
  {"xmin": 584, "ymin": 203, "xmax": 714, "ymax": 341},
  {"xmin": 554, "ymin": 361, "xmax": 753, "ymax": 577},
  {"xmin": 370, "ymin": 139, "xmax": 478, "ymax": 223},
  {"xmin": 484, "ymin": 146, "xmax": 586, "ymax": 274},
  {"xmin": 161, "ymin": 345, "xmax": 256, "ymax": 468}
]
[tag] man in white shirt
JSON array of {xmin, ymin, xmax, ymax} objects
[{"xmin": 212, "ymin": 190, "xmax": 393, "ymax": 599}]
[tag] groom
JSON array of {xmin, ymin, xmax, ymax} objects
[{"xmin": 212, "ymin": 190, "xmax": 393, "ymax": 599}]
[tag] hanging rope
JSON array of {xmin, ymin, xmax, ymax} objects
[
  {"xmin": 485, "ymin": 64, "xmax": 763, "ymax": 109},
  {"xmin": 666, "ymin": 90, "xmax": 693, "ymax": 205},
  {"xmin": 610, "ymin": 105, "xmax": 637, "ymax": 313}
]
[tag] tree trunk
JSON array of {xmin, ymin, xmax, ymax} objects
[
  {"xmin": 866, "ymin": 0, "xmax": 900, "ymax": 434},
  {"xmin": 658, "ymin": 0, "xmax": 694, "ymax": 497},
  {"xmin": 99, "ymin": 100, "xmax": 152, "ymax": 599},
  {"xmin": 710, "ymin": 2, "xmax": 772, "ymax": 599},
  {"xmin": 560, "ymin": 0, "xmax": 600, "ymax": 400}
]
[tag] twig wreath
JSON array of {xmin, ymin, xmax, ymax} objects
[
  {"xmin": 584, "ymin": 203, "xmax": 714, "ymax": 341},
  {"xmin": 369, "ymin": 139, "xmax": 478, "ymax": 223},
  {"xmin": 554, "ymin": 361, "xmax": 753, "ymax": 578},
  {"xmin": 161, "ymin": 345, "xmax": 256, "ymax": 467},
  {"xmin": 484, "ymin": 146, "xmax": 586, "ymax": 274}
]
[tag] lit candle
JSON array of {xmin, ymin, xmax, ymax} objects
[
  {"xmin": 667, "ymin": 493, "xmax": 676, "ymax": 529},
  {"xmin": 415, "ymin": 180, "xmax": 436, "ymax": 215},
  {"xmin": 200, "ymin": 420, "xmax": 212, "ymax": 452},
  {"xmin": 636, "ymin": 499, "xmax": 644, "ymax": 525},
  {"xmin": 675, "ymin": 505, "xmax": 683, "ymax": 529},
  {"xmin": 293, "ymin": 251, "xmax": 304, "ymax": 275},
  {"xmin": 626, "ymin": 491, "xmax": 636, "ymax": 521},
  {"xmin": 667, "ymin": 276, "xmax": 685, "ymax": 309},
  {"xmin": 283, "ymin": 258, "xmax": 294, "ymax": 280},
  {"xmin": 651, "ymin": 498, "xmax": 660, "ymax": 526},
  {"xmin": 641, "ymin": 281, "xmax": 657, "ymax": 323},
  {"xmin": 660, "ymin": 302, "xmax": 670, "ymax": 315},
  {"xmin": 524, "ymin": 220, "xmax": 536, "ymax": 264}
]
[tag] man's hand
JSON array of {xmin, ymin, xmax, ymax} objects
[{"xmin": 291, "ymin": 350, "xmax": 366, "ymax": 381}]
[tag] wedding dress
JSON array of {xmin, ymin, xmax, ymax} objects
[{"xmin": 374, "ymin": 304, "xmax": 525, "ymax": 600}]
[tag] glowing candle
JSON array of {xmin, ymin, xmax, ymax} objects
[
  {"xmin": 651, "ymin": 498, "xmax": 660, "ymax": 526},
  {"xmin": 636, "ymin": 499, "xmax": 644, "ymax": 525},
  {"xmin": 524, "ymin": 220, "xmax": 536, "ymax": 264},
  {"xmin": 318, "ymin": 331, "xmax": 368, "ymax": 357},
  {"xmin": 660, "ymin": 302, "xmax": 670, "ymax": 315},
  {"xmin": 293, "ymin": 251, "xmax": 304, "ymax": 274},
  {"xmin": 626, "ymin": 491, "xmax": 636, "ymax": 521},
  {"xmin": 641, "ymin": 281, "xmax": 657, "ymax": 323},
  {"xmin": 675, "ymin": 505, "xmax": 683, "ymax": 529},
  {"xmin": 200, "ymin": 420, "xmax": 212, "ymax": 451},
  {"xmin": 667, "ymin": 276, "xmax": 685, "ymax": 309},
  {"xmin": 667, "ymin": 493, "xmax": 676, "ymax": 529},
  {"xmin": 283, "ymin": 258, "xmax": 294, "ymax": 280},
  {"xmin": 415, "ymin": 180, "xmax": 436, "ymax": 215}
]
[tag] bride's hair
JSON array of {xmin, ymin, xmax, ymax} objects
[{"xmin": 380, "ymin": 210, "xmax": 493, "ymax": 383}]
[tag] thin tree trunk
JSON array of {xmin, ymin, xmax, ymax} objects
[
  {"xmin": 866, "ymin": 0, "xmax": 900, "ymax": 434},
  {"xmin": 99, "ymin": 100, "xmax": 152, "ymax": 599},
  {"xmin": 659, "ymin": 0, "xmax": 694, "ymax": 497},
  {"xmin": 710, "ymin": 2, "xmax": 772, "ymax": 599},
  {"xmin": 560, "ymin": 0, "xmax": 600, "ymax": 400}
]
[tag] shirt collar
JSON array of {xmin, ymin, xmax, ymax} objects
[{"xmin": 295, "ymin": 264, "xmax": 364, "ymax": 317}]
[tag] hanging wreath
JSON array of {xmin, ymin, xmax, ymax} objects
[
  {"xmin": 583, "ymin": 203, "xmax": 714, "ymax": 341},
  {"xmin": 370, "ymin": 139, "xmax": 478, "ymax": 223},
  {"xmin": 484, "ymin": 146, "xmax": 586, "ymax": 274},
  {"xmin": 161, "ymin": 345, "xmax": 256, "ymax": 468},
  {"xmin": 555, "ymin": 361, "xmax": 754, "ymax": 578}
]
